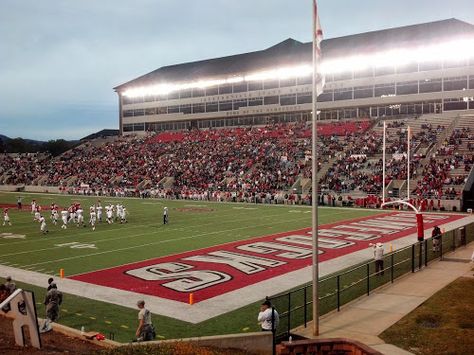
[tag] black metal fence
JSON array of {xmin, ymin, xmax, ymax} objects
[{"xmin": 267, "ymin": 222, "xmax": 474, "ymax": 342}]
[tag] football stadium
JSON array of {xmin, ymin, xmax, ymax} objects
[{"xmin": 2, "ymin": 6, "xmax": 474, "ymax": 355}]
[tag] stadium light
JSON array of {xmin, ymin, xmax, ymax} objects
[
  {"xmin": 322, "ymin": 37, "xmax": 474, "ymax": 73},
  {"xmin": 122, "ymin": 37, "xmax": 474, "ymax": 98}
]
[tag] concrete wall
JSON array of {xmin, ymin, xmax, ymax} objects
[
  {"xmin": 0, "ymin": 185, "xmax": 61, "ymax": 194},
  {"xmin": 131, "ymin": 332, "xmax": 273, "ymax": 354},
  {"xmin": 0, "ymin": 185, "xmax": 22, "ymax": 192},
  {"xmin": 24, "ymin": 185, "xmax": 61, "ymax": 194}
]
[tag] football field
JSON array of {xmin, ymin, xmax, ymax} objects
[{"xmin": 0, "ymin": 192, "xmax": 382, "ymax": 277}]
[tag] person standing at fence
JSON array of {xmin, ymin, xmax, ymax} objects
[
  {"xmin": 257, "ymin": 300, "xmax": 279, "ymax": 332},
  {"xmin": 372, "ymin": 243, "xmax": 385, "ymax": 276},
  {"xmin": 432, "ymin": 225, "xmax": 442, "ymax": 252}
]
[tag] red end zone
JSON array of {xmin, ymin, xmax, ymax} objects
[{"xmin": 70, "ymin": 212, "xmax": 465, "ymax": 303}]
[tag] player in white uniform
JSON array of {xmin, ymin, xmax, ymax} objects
[
  {"xmin": 163, "ymin": 207, "xmax": 169, "ymax": 225},
  {"xmin": 106, "ymin": 205, "xmax": 113, "ymax": 224},
  {"xmin": 76, "ymin": 208, "xmax": 84, "ymax": 227},
  {"xmin": 90, "ymin": 210, "xmax": 97, "ymax": 231},
  {"xmin": 3, "ymin": 208, "xmax": 11, "ymax": 226},
  {"xmin": 39, "ymin": 215, "xmax": 48, "ymax": 234},
  {"xmin": 34, "ymin": 207, "xmax": 41, "ymax": 223},
  {"xmin": 120, "ymin": 206, "xmax": 128, "ymax": 223},
  {"xmin": 31, "ymin": 200, "xmax": 37, "ymax": 214},
  {"xmin": 61, "ymin": 210, "xmax": 68, "ymax": 229},
  {"xmin": 96, "ymin": 205, "xmax": 103, "ymax": 223},
  {"xmin": 115, "ymin": 204, "xmax": 121, "ymax": 222},
  {"xmin": 51, "ymin": 208, "xmax": 59, "ymax": 225}
]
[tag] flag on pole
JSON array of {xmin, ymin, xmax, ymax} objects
[{"xmin": 313, "ymin": 0, "xmax": 324, "ymax": 96}]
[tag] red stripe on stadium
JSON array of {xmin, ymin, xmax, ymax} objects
[{"xmin": 70, "ymin": 212, "xmax": 464, "ymax": 303}]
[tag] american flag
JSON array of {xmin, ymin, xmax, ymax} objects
[{"xmin": 313, "ymin": 0, "xmax": 324, "ymax": 96}]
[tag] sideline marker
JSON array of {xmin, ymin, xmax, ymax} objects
[
  {"xmin": 189, "ymin": 293, "xmax": 194, "ymax": 305},
  {"xmin": 59, "ymin": 268, "xmax": 64, "ymax": 278}
]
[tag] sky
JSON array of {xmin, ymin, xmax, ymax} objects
[{"xmin": 1, "ymin": 0, "xmax": 473, "ymax": 140}]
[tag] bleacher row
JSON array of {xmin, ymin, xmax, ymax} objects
[{"xmin": 0, "ymin": 115, "xmax": 472, "ymax": 205}]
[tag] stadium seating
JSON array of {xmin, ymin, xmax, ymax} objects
[{"xmin": 0, "ymin": 116, "xmax": 471, "ymax": 210}]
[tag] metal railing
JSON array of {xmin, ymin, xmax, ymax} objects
[{"xmin": 267, "ymin": 222, "xmax": 474, "ymax": 342}]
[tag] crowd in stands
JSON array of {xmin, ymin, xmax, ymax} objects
[{"xmin": 0, "ymin": 118, "xmax": 471, "ymax": 206}]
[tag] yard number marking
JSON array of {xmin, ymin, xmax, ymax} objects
[
  {"xmin": 1, "ymin": 233, "xmax": 26, "ymax": 239},
  {"xmin": 54, "ymin": 241, "xmax": 97, "ymax": 249}
]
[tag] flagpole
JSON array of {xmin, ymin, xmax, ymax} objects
[
  {"xmin": 407, "ymin": 126, "xmax": 411, "ymax": 200},
  {"xmin": 311, "ymin": 0, "xmax": 320, "ymax": 337},
  {"xmin": 382, "ymin": 121, "xmax": 386, "ymax": 204}
]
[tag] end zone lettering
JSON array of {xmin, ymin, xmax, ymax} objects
[{"xmin": 70, "ymin": 212, "xmax": 464, "ymax": 303}]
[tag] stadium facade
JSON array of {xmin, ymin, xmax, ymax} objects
[{"xmin": 114, "ymin": 19, "xmax": 474, "ymax": 135}]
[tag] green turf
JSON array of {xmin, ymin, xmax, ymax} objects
[
  {"xmin": 0, "ymin": 192, "xmax": 383, "ymax": 276},
  {"xmin": 0, "ymin": 191, "xmax": 386, "ymax": 341}
]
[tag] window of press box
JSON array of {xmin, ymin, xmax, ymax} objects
[
  {"xmin": 280, "ymin": 94, "xmax": 296, "ymax": 106},
  {"xmin": 248, "ymin": 97, "xmax": 263, "ymax": 106},
  {"xmin": 374, "ymin": 84, "xmax": 395, "ymax": 97},
  {"xmin": 443, "ymin": 77, "xmax": 468, "ymax": 91},
  {"xmin": 168, "ymin": 105, "xmax": 180, "ymax": 113},
  {"xmin": 419, "ymin": 79, "xmax": 442, "ymax": 93},
  {"xmin": 192, "ymin": 103, "xmax": 205, "ymax": 114},
  {"xmin": 297, "ymin": 93, "xmax": 312, "ymax": 104},
  {"xmin": 156, "ymin": 107, "xmax": 167, "ymax": 115},
  {"xmin": 334, "ymin": 88, "xmax": 352, "ymax": 101},
  {"xmin": 206, "ymin": 102, "xmax": 218, "ymax": 112},
  {"xmin": 354, "ymin": 86, "xmax": 373, "ymax": 99},
  {"xmin": 396, "ymin": 81, "xmax": 418, "ymax": 95},
  {"xmin": 233, "ymin": 100, "xmax": 248, "ymax": 110},
  {"xmin": 133, "ymin": 123, "xmax": 145, "ymax": 131},
  {"xmin": 179, "ymin": 104, "xmax": 192, "ymax": 114},
  {"xmin": 264, "ymin": 95, "xmax": 279, "ymax": 105},
  {"xmin": 317, "ymin": 91, "xmax": 333, "ymax": 102},
  {"xmin": 145, "ymin": 108, "xmax": 156, "ymax": 115},
  {"xmin": 219, "ymin": 100, "xmax": 233, "ymax": 111},
  {"xmin": 444, "ymin": 98, "xmax": 468, "ymax": 111}
]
